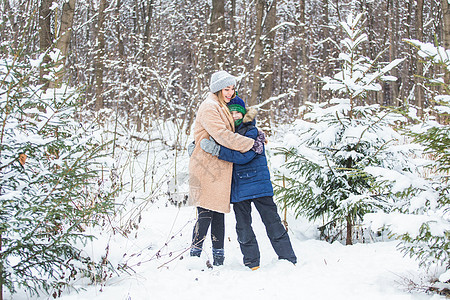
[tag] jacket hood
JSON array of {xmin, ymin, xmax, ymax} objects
[{"xmin": 243, "ymin": 107, "xmax": 257, "ymax": 123}]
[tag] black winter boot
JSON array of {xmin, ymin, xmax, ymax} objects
[
  {"xmin": 190, "ymin": 247, "xmax": 202, "ymax": 257},
  {"xmin": 212, "ymin": 248, "xmax": 224, "ymax": 266}
]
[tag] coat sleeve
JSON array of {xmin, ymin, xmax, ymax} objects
[
  {"xmin": 217, "ymin": 127, "xmax": 259, "ymax": 164},
  {"xmin": 200, "ymin": 103, "xmax": 254, "ymax": 152},
  {"xmin": 218, "ymin": 146, "xmax": 258, "ymax": 165}
]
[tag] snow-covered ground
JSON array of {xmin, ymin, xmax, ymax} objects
[
  {"xmin": 47, "ymin": 202, "xmax": 444, "ymax": 300},
  {"xmin": 7, "ymin": 119, "xmax": 447, "ymax": 300}
]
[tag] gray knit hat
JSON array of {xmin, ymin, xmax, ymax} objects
[{"xmin": 210, "ymin": 71, "xmax": 237, "ymax": 93}]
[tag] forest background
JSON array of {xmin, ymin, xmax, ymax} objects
[{"xmin": 3, "ymin": 0, "xmax": 447, "ymax": 128}]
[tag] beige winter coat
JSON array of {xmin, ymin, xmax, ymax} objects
[{"xmin": 189, "ymin": 93, "xmax": 254, "ymax": 213}]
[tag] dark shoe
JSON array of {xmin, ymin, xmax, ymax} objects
[
  {"xmin": 213, "ymin": 257, "xmax": 224, "ymax": 266},
  {"xmin": 190, "ymin": 247, "xmax": 201, "ymax": 257}
]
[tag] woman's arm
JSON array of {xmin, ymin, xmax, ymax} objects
[
  {"xmin": 200, "ymin": 127, "xmax": 259, "ymax": 164},
  {"xmin": 200, "ymin": 103, "xmax": 254, "ymax": 152},
  {"xmin": 218, "ymin": 146, "xmax": 258, "ymax": 165}
]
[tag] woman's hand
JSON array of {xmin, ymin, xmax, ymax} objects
[
  {"xmin": 187, "ymin": 141, "xmax": 195, "ymax": 157},
  {"xmin": 251, "ymin": 130, "xmax": 265, "ymax": 154}
]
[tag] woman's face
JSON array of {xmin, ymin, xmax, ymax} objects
[
  {"xmin": 221, "ymin": 86, "xmax": 235, "ymax": 103},
  {"xmin": 231, "ymin": 111, "xmax": 243, "ymax": 121}
]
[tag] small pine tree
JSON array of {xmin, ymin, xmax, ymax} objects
[
  {"xmin": 0, "ymin": 47, "xmax": 117, "ymax": 297},
  {"xmin": 274, "ymin": 13, "xmax": 411, "ymax": 245}
]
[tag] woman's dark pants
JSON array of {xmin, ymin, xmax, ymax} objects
[
  {"xmin": 190, "ymin": 207, "xmax": 225, "ymax": 265},
  {"xmin": 233, "ymin": 196, "xmax": 297, "ymax": 269}
]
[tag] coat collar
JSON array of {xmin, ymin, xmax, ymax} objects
[{"xmin": 206, "ymin": 92, "xmax": 235, "ymax": 130}]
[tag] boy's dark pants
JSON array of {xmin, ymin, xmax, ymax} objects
[{"xmin": 233, "ymin": 196, "xmax": 297, "ymax": 268}]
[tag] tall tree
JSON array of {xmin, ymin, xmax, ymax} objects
[
  {"xmin": 398, "ymin": 0, "xmax": 414, "ymax": 104},
  {"xmin": 116, "ymin": 0, "xmax": 124, "ymax": 58},
  {"xmin": 39, "ymin": 0, "xmax": 53, "ymax": 89},
  {"xmin": 53, "ymin": 0, "xmax": 76, "ymax": 87},
  {"xmin": 249, "ymin": 0, "xmax": 264, "ymax": 107},
  {"xmin": 415, "ymin": 0, "xmax": 424, "ymax": 116},
  {"xmin": 261, "ymin": 0, "xmax": 277, "ymax": 106},
  {"xmin": 442, "ymin": 0, "xmax": 450, "ymax": 85},
  {"xmin": 299, "ymin": 0, "xmax": 307, "ymax": 107},
  {"xmin": 144, "ymin": 0, "xmax": 154, "ymax": 49},
  {"xmin": 388, "ymin": 0, "xmax": 399, "ymax": 106},
  {"xmin": 230, "ymin": 0, "xmax": 236, "ymax": 37},
  {"xmin": 322, "ymin": 0, "xmax": 329, "ymax": 72},
  {"xmin": 210, "ymin": 0, "xmax": 226, "ymax": 69},
  {"xmin": 56, "ymin": 0, "xmax": 76, "ymax": 57},
  {"xmin": 25, "ymin": 0, "xmax": 444, "ymax": 125},
  {"xmin": 95, "ymin": 0, "xmax": 107, "ymax": 111}
]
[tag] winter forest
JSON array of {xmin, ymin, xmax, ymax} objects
[{"xmin": 0, "ymin": 0, "xmax": 449, "ymax": 299}]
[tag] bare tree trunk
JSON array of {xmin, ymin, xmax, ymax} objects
[
  {"xmin": 1, "ymin": 1, "xmax": 9, "ymax": 31},
  {"xmin": 322, "ymin": 0, "xmax": 329, "ymax": 72},
  {"xmin": 95, "ymin": 0, "xmax": 107, "ymax": 111},
  {"xmin": 388, "ymin": 0, "xmax": 399, "ymax": 106},
  {"xmin": 39, "ymin": 0, "xmax": 53, "ymax": 89},
  {"xmin": 144, "ymin": 0, "xmax": 154, "ymax": 48},
  {"xmin": 2, "ymin": 0, "xmax": 17, "ymax": 49},
  {"xmin": 346, "ymin": 215, "xmax": 353, "ymax": 245},
  {"xmin": 400, "ymin": 0, "xmax": 414, "ymax": 105},
  {"xmin": 116, "ymin": 0, "xmax": 124, "ymax": 57},
  {"xmin": 260, "ymin": 0, "xmax": 277, "ymax": 128},
  {"xmin": 56, "ymin": 0, "xmax": 76, "ymax": 57},
  {"xmin": 299, "ymin": 0, "xmax": 308, "ymax": 108},
  {"xmin": 137, "ymin": 0, "xmax": 154, "ymax": 131},
  {"xmin": 319, "ymin": 0, "xmax": 331, "ymax": 104},
  {"xmin": 249, "ymin": 0, "xmax": 264, "ymax": 107},
  {"xmin": 415, "ymin": 0, "xmax": 424, "ymax": 116},
  {"xmin": 335, "ymin": 0, "xmax": 341, "ymax": 21},
  {"xmin": 52, "ymin": 0, "xmax": 76, "ymax": 87},
  {"xmin": 231, "ymin": 0, "xmax": 236, "ymax": 37},
  {"xmin": 442, "ymin": 0, "xmax": 450, "ymax": 85},
  {"xmin": 261, "ymin": 0, "xmax": 276, "ymax": 103},
  {"xmin": 210, "ymin": 0, "xmax": 225, "ymax": 69}
]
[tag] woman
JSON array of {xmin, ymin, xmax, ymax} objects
[{"xmin": 189, "ymin": 70, "xmax": 263, "ymax": 266}]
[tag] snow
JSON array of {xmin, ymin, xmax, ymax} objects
[
  {"xmin": 440, "ymin": 270, "xmax": 450, "ymax": 283},
  {"xmin": 409, "ymin": 190, "xmax": 439, "ymax": 212},
  {"xmin": 365, "ymin": 212, "xmax": 449, "ymax": 238},
  {"xmin": 436, "ymin": 95, "xmax": 450, "ymax": 104},
  {"xmin": 364, "ymin": 166, "xmax": 427, "ymax": 193},
  {"xmin": 405, "ymin": 40, "xmax": 450, "ymax": 71},
  {"xmin": 5, "ymin": 116, "xmax": 447, "ymax": 300},
  {"xmin": 380, "ymin": 75, "xmax": 398, "ymax": 81},
  {"xmin": 435, "ymin": 95, "xmax": 450, "ymax": 114},
  {"xmin": 49, "ymin": 2, "xmax": 58, "ymax": 10},
  {"xmin": 9, "ymin": 202, "xmax": 442, "ymax": 300}
]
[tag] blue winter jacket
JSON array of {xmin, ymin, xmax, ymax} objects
[{"xmin": 217, "ymin": 115, "xmax": 274, "ymax": 203}]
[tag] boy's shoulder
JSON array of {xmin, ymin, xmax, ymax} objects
[{"xmin": 238, "ymin": 123, "xmax": 258, "ymax": 139}]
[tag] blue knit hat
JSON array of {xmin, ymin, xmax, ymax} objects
[{"xmin": 227, "ymin": 96, "xmax": 246, "ymax": 115}]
